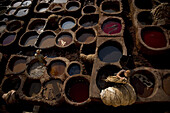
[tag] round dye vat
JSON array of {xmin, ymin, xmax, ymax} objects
[
  {"xmin": 66, "ymin": 77, "xmax": 89, "ymax": 102},
  {"xmin": 15, "ymin": 9, "xmax": 29, "ymax": 17},
  {"xmin": 7, "ymin": 9, "xmax": 16, "ymax": 15},
  {"xmin": 130, "ymin": 71, "xmax": 155, "ymax": 98},
  {"xmin": 43, "ymin": 80, "xmax": 62, "ymax": 100},
  {"xmin": 21, "ymin": 1, "xmax": 32, "ymax": 7},
  {"xmin": 2, "ymin": 34, "xmax": 15, "ymax": 46},
  {"xmin": 102, "ymin": 1, "xmax": 120, "ymax": 13},
  {"xmin": 68, "ymin": 63, "xmax": 81, "ymax": 76},
  {"xmin": 37, "ymin": 34, "xmax": 55, "ymax": 48},
  {"xmin": 28, "ymin": 62, "xmax": 46, "ymax": 78},
  {"xmin": 142, "ymin": 30, "xmax": 167, "ymax": 48},
  {"xmin": 7, "ymin": 21, "xmax": 21, "ymax": 31},
  {"xmin": 102, "ymin": 21, "xmax": 122, "ymax": 34},
  {"xmin": 12, "ymin": 2, "xmax": 22, "ymax": 7},
  {"xmin": 96, "ymin": 65, "xmax": 120, "ymax": 90},
  {"xmin": 23, "ymin": 80, "xmax": 41, "ymax": 97},
  {"xmin": 83, "ymin": 6, "xmax": 96, "ymax": 14},
  {"xmin": 77, "ymin": 32, "xmax": 95, "ymax": 43},
  {"xmin": 162, "ymin": 74, "xmax": 170, "ymax": 96},
  {"xmin": 98, "ymin": 46, "xmax": 122, "ymax": 63},
  {"xmin": 49, "ymin": 61, "xmax": 66, "ymax": 77},
  {"xmin": 56, "ymin": 34, "xmax": 72, "ymax": 47},
  {"xmin": 79, "ymin": 14, "xmax": 99, "ymax": 27},
  {"xmin": 24, "ymin": 35, "xmax": 38, "ymax": 46},
  {"xmin": 29, "ymin": 20, "xmax": 45, "ymax": 31},
  {"xmin": 137, "ymin": 11, "xmax": 153, "ymax": 25},
  {"xmin": 11, "ymin": 59, "xmax": 26, "ymax": 73},
  {"xmin": 61, "ymin": 21, "xmax": 75, "ymax": 29},
  {"xmin": 2, "ymin": 76, "xmax": 21, "ymax": 93}
]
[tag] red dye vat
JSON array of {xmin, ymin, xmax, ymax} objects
[
  {"xmin": 102, "ymin": 21, "xmax": 121, "ymax": 34},
  {"xmin": 142, "ymin": 30, "xmax": 167, "ymax": 48},
  {"xmin": 69, "ymin": 82, "xmax": 89, "ymax": 102}
]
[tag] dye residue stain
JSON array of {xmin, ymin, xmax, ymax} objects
[
  {"xmin": 43, "ymin": 80, "xmax": 62, "ymax": 100},
  {"xmin": 29, "ymin": 62, "xmax": 46, "ymax": 78},
  {"xmin": 49, "ymin": 61, "xmax": 66, "ymax": 77},
  {"xmin": 98, "ymin": 46, "xmax": 122, "ymax": 63},
  {"xmin": 102, "ymin": 21, "xmax": 122, "ymax": 34},
  {"xmin": 16, "ymin": 9, "xmax": 29, "ymax": 17},
  {"xmin": 68, "ymin": 64, "xmax": 81, "ymax": 76},
  {"xmin": 142, "ymin": 30, "xmax": 167, "ymax": 48},
  {"xmin": 24, "ymin": 35, "xmax": 38, "ymax": 46},
  {"xmin": 2, "ymin": 34, "xmax": 15, "ymax": 46},
  {"xmin": 61, "ymin": 21, "xmax": 75, "ymax": 29},
  {"xmin": 77, "ymin": 33, "xmax": 95, "ymax": 43},
  {"xmin": 69, "ymin": 82, "xmax": 89, "ymax": 102},
  {"xmin": 57, "ymin": 34, "xmax": 72, "ymax": 46},
  {"xmin": 12, "ymin": 59, "xmax": 26, "ymax": 73},
  {"xmin": 38, "ymin": 35, "xmax": 55, "ymax": 48},
  {"xmin": 29, "ymin": 82, "xmax": 41, "ymax": 97}
]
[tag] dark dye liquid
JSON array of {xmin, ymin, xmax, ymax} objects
[
  {"xmin": 29, "ymin": 82, "xmax": 41, "ymax": 97},
  {"xmin": 2, "ymin": 35, "xmax": 15, "ymax": 45},
  {"xmin": 130, "ymin": 74, "xmax": 154, "ymax": 98},
  {"xmin": 98, "ymin": 46, "xmax": 122, "ymax": 63},
  {"xmin": 68, "ymin": 82, "xmax": 89, "ymax": 102},
  {"xmin": 24, "ymin": 35, "xmax": 38, "ymax": 46},
  {"xmin": 12, "ymin": 59, "xmax": 26, "ymax": 73},
  {"xmin": 43, "ymin": 80, "xmax": 62, "ymax": 100},
  {"xmin": 21, "ymin": 1, "xmax": 32, "ymax": 7},
  {"xmin": 38, "ymin": 35, "xmax": 55, "ymax": 48},
  {"xmin": 7, "ymin": 23, "xmax": 21, "ymax": 31},
  {"xmin": 12, "ymin": 2, "xmax": 22, "ymax": 7},
  {"xmin": 49, "ymin": 61, "xmax": 66, "ymax": 77},
  {"xmin": 16, "ymin": 9, "xmax": 29, "ymax": 17},
  {"xmin": 102, "ymin": 21, "xmax": 121, "ymax": 34},
  {"xmin": 31, "ymin": 23, "xmax": 45, "ymax": 31},
  {"xmin": 61, "ymin": 21, "xmax": 75, "ymax": 29},
  {"xmin": 142, "ymin": 30, "xmax": 167, "ymax": 48},
  {"xmin": 77, "ymin": 33, "xmax": 95, "ymax": 43},
  {"xmin": 57, "ymin": 34, "xmax": 72, "ymax": 46},
  {"xmin": 68, "ymin": 64, "xmax": 81, "ymax": 76},
  {"xmin": 68, "ymin": 6, "xmax": 79, "ymax": 11}
]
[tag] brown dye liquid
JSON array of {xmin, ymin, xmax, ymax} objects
[
  {"xmin": 43, "ymin": 80, "xmax": 62, "ymax": 100},
  {"xmin": 131, "ymin": 75, "xmax": 154, "ymax": 98},
  {"xmin": 57, "ymin": 35, "xmax": 72, "ymax": 46},
  {"xmin": 98, "ymin": 46, "xmax": 122, "ymax": 63},
  {"xmin": 163, "ymin": 75, "xmax": 170, "ymax": 96},
  {"xmin": 12, "ymin": 59, "xmax": 26, "ymax": 73},
  {"xmin": 24, "ymin": 35, "xmax": 38, "ymax": 46},
  {"xmin": 77, "ymin": 33, "xmax": 95, "ymax": 43},
  {"xmin": 49, "ymin": 61, "xmax": 66, "ymax": 77},
  {"xmin": 16, "ymin": 9, "xmax": 29, "ymax": 17},
  {"xmin": 38, "ymin": 35, "xmax": 55, "ymax": 48},
  {"xmin": 29, "ymin": 82, "xmax": 41, "ymax": 97},
  {"xmin": 2, "ymin": 35, "xmax": 15, "ymax": 46}
]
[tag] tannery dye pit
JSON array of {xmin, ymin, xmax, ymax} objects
[{"xmin": 0, "ymin": 0, "xmax": 170, "ymax": 112}]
